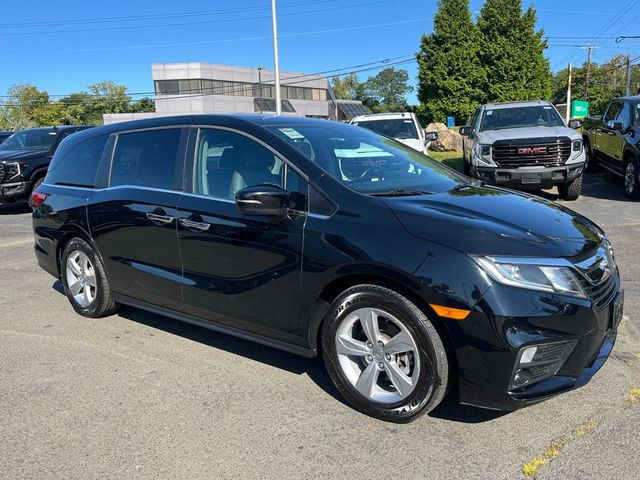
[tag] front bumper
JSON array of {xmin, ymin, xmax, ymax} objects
[
  {"xmin": 474, "ymin": 163, "xmax": 584, "ymax": 189},
  {"xmin": 451, "ymin": 282, "xmax": 623, "ymax": 411},
  {"xmin": 0, "ymin": 180, "xmax": 32, "ymax": 203}
]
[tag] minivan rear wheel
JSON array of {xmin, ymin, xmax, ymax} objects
[
  {"xmin": 322, "ymin": 285, "xmax": 449, "ymax": 423},
  {"xmin": 61, "ymin": 238, "xmax": 119, "ymax": 318}
]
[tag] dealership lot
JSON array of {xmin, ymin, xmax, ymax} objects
[{"xmin": 1, "ymin": 172, "xmax": 639, "ymax": 479}]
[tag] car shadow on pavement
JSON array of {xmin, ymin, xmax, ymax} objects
[
  {"xmin": 536, "ymin": 172, "xmax": 631, "ymax": 203},
  {"xmin": 51, "ymin": 288, "xmax": 511, "ymax": 424},
  {"xmin": 0, "ymin": 202, "xmax": 31, "ymax": 215}
]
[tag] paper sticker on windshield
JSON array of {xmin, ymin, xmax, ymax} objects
[
  {"xmin": 486, "ymin": 110, "xmax": 493, "ymax": 116},
  {"xmin": 543, "ymin": 106, "xmax": 553, "ymax": 110},
  {"xmin": 279, "ymin": 128, "xmax": 304, "ymax": 139}
]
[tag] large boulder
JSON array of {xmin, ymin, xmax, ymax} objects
[
  {"xmin": 428, "ymin": 129, "xmax": 463, "ymax": 152},
  {"xmin": 425, "ymin": 122, "xmax": 448, "ymax": 134}
]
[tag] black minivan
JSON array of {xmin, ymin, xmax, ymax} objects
[{"xmin": 32, "ymin": 115, "xmax": 623, "ymax": 422}]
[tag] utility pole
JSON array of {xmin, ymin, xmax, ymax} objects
[
  {"xmin": 566, "ymin": 63, "xmax": 572, "ymax": 124},
  {"xmin": 626, "ymin": 55, "xmax": 632, "ymax": 97},
  {"xmin": 271, "ymin": 0, "xmax": 282, "ymax": 115},
  {"xmin": 582, "ymin": 46, "xmax": 596, "ymax": 100}
]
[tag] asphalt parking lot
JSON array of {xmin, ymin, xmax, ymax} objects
[{"xmin": 1, "ymin": 171, "xmax": 639, "ymax": 480}]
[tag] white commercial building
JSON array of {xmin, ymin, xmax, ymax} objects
[{"xmin": 104, "ymin": 62, "xmax": 367, "ymax": 124}]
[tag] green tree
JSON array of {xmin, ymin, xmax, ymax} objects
[
  {"xmin": 363, "ymin": 67, "xmax": 413, "ymax": 113},
  {"xmin": 477, "ymin": 0, "xmax": 551, "ymax": 102},
  {"xmin": 0, "ymin": 83, "xmax": 65, "ymax": 130},
  {"xmin": 330, "ymin": 73, "xmax": 364, "ymax": 100},
  {"xmin": 417, "ymin": 0, "xmax": 485, "ymax": 124}
]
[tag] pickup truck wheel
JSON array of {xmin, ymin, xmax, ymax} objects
[
  {"xmin": 558, "ymin": 175, "xmax": 582, "ymax": 201},
  {"xmin": 624, "ymin": 158, "xmax": 640, "ymax": 199},
  {"xmin": 583, "ymin": 139, "xmax": 599, "ymax": 173}
]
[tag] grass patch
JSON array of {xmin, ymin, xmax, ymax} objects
[
  {"xmin": 624, "ymin": 387, "xmax": 640, "ymax": 406},
  {"xmin": 428, "ymin": 150, "xmax": 464, "ymax": 173}
]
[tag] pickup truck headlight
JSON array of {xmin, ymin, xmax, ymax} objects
[
  {"xmin": 473, "ymin": 144, "xmax": 495, "ymax": 166},
  {"xmin": 572, "ymin": 139, "xmax": 582, "ymax": 152},
  {"xmin": 3, "ymin": 162, "xmax": 21, "ymax": 179},
  {"xmin": 474, "ymin": 256, "xmax": 587, "ymax": 298}
]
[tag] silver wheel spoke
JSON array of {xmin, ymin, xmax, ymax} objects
[
  {"xmin": 84, "ymin": 286, "xmax": 93, "ymax": 304},
  {"xmin": 359, "ymin": 309, "xmax": 380, "ymax": 344},
  {"xmin": 84, "ymin": 273, "xmax": 96, "ymax": 287},
  {"xmin": 384, "ymin": 359, "xmax": 414, "ymax": 398},
  {"xmin": 69, "ymin": 258, "xmax": 82, "ymax": 277},
  {"xmin": 355, "ymin": 361, "xmax": 380, "ymax": 398},
  {"xmin": 68, "ymin": 280, "xmax": 82, "ymax": 296},
  {"xmin": 384, "ymin": 329, "xmax": 415, "ymax": 355},
  {"xmin": 336, "ymin": 335, "xmax": 369, "ymax": 357}
]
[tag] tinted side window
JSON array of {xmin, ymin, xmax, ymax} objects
[
  {"xmin": 46, "ymin": 135, "xmax": 108, "ymax": 187},
  {"xmin": 194, "ymin": 128, "xmax": 284, "ymax": 199},
  {"xmin": 285, "ymin": 166, "xmax": 308, "ymax": 212},
  {"xmin": 110, "ymin": 129, "xmax": 182, "ymax": 190},
  {"xmin": 616, "ymin": 101, "xmax": 632, "ymax": 129},
  {"xmin": 604, "ymin": 102, "xmax": 623, "ymax": 122}
]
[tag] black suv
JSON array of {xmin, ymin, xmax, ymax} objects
[
  {"xmin": 0, "ymin": 126, "xmax": 91, "ymax": 206},
  {"xmin": 32, "ymin": 115, "xmax": 623, "ymax": 422}
]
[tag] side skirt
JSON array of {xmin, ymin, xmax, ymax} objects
[{"xmin": 112, "ymin": 293, "xmax": 316, "ymax": 358}]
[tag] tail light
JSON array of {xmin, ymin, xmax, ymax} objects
[{"xmin": 30, "ymin": 191, "xmax": 48, "ymax": 209}]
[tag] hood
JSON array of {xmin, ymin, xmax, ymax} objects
[
  {"xmin": 384, "ymin": 185, "xmax": 602, "ymax": 258},
  {"xmin": 0, "ymin": 149, "xmax": 48, "ymax": 162},
  {"xmin": 396, "ymin": 138, "xmax": 425, "ymax": 152},
  {"xmin": 477, "ymin": 126, "xmax": 580, "ymax": 144}
]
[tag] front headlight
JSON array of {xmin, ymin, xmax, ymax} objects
[
  {"xmin": 473, "ymin": 144, "xmax": 495, "ymax": 166},
  {"xmin": 474, "ymin": 256, "xmax": 587, "ymax": 298}
]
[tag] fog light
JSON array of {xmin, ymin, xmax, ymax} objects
[
  {"xmin": 520, "ymin": 346, "xmax": 538, "ymax": 364},
  {"xmin": 512, "ymin": 369, "xmax": 532, "ymax": 388},
  {"xmin": 509, "ymin": 340, "xmax": 578, "ymax": 391}
]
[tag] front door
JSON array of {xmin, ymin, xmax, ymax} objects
[
  {"xmin": 89, "ymin": 127, "xmax": 188, "ymax": 311},
  {"xmin": 597, "ymin": 101, "xmax": 627, "ymax": 173},
  {"xmin": 175, "ymin": 127, "xmax": 306, "ymax": 339}
]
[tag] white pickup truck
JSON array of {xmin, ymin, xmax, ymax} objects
[{"xmin": 350, "ymin": 112, "xmax": 436, "ymax": 153}]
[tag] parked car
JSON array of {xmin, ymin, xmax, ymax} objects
[
  {"xmin": 460, "ymin": 101, "xmax": 585, "ymax": 200},
  {"xmin": 582, "ymin": 96, "xmax": 640, "ymax": 198},
  {"xmin": 0, "ymin": 125, "xmax": 92, "ymax": 207},
  {"xmin": 32, "ymin": 115, "xmax": 623, "ymax": 423},
  {"xmin": 351, "ymin": 112, "xmax": 437, "ymax": 153},
  {"xmin": 0, "ymin": 131, "xmax": 13, "ymax": 145}
]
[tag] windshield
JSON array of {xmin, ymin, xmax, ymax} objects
[
  {"xmin": 480, "ymin": 106, "xmax": 564, "ymax": 131},
  {"xmin": 352, "ymin": 118, "xmax": 419, "ymax": 140},
  {"xmin": 267, "ymin": 122, "xmax": 461, "ymax": 195},
  {"xmin": 0, "ymin": 129, "xmax": 57, "ymax": 151}
]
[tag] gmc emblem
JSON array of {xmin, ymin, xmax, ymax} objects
[{"xmin": 517, "ymin": 147, "xmax": 547, "ymax": 155}]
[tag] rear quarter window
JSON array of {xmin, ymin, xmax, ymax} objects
[{"xmin": 46, "ymin": 135, "xmax": 108, "ymax": 187}]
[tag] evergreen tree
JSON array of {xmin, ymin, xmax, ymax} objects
[
  {"xmin": 416, "ymin": 0, "xmax": 484, "ymax": 124},
  {"xmin": 477, "ymin": 0, "xmax": 551, "ymax": 102}
]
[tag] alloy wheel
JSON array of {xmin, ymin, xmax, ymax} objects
[
  {"xmin": 65, "ymin": 251, "xmax": 97, "ymax": 307},
  {"xmin": 625, "ymin": 162, "xmax": 636, "ymax": 196},
  {"xmin": 335, "ymin": 307, "xmax": 420, "ymax": 404}
]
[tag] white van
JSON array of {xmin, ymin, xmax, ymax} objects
[{"xmin": 350, "ymin": 112, "xmax": 435, "ymax": 153}]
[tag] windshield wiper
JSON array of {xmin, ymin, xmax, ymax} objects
[{"xmin": 370, "ymin": 188, "xmax": 434, "ymax": 197}]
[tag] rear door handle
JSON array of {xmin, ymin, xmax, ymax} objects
[
  {"xmin": 179, "ymin": 218, "xmax": 210, "ymax": 232},
  {"xmin": 146, "ymin": 213, "xmax": 175, "ymax": 224}
]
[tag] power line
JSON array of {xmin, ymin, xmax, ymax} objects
[
  {"xmin": 0, "ymin": 0, "xmax": 396, "ymax": 36},
  {"xmin": 0, "ymin": 0, "xmax": 330, "ymax": 28},
  {"xmin": 0, "ymin": 57, "xmax": 417, "ymax": 107}
]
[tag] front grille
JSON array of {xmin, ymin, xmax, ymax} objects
[
  {"xmin": 0, "ymin": 164, "xmax": 4, "ymax": 183},
  {"xmin": 578, "ymin": 272, "xmax": 619, "ymax": 308},
  {"xmin": 492, "ymin": 137, "xmax": 572, "ymax": 168}
]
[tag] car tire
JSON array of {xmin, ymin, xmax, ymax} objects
[
  {"xmin": 61, "ymin": 238, "xmax": 119, "ymax": 318},
  {"xmin": 27, "ymin": 177, "xmax": 44, "ymax": 209},
  {"xmin": 322, "ymin": 284, "xmax": 449, "ymax": 423},
  {"xmin": 583, "ymin": 139, "xmax": 599, "ymax": 173},
  {"xmin": 463, "ymin": 156, "xmax": 471, "ymax": 176},
  {"xmin": 624, "ymin": 157, "xmax": 640, "ymax": 199},
  {"xmin": 558, "ymin": 175, "xmax": 582, "ymax": 201}
]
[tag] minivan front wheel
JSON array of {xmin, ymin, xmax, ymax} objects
[
  {"xmin": 61, "ymin": 238, "xmax": 119, "ymax": 318},
  {"xmin": 322, "ymin": 285, "xmax": 449, "ymax": 423}
]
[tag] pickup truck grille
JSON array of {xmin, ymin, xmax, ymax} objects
[
  {"xmin": 0, "ymin": 164, "xmax": 4, "ymax": 183},
  {"xmin": 492, "ymin": 137, "xmax": 572, "ymax": 168}
]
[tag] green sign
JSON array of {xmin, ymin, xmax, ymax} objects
[{"xmin": 571, "ymin": 100, "xmax": 589, "ymax": 118}]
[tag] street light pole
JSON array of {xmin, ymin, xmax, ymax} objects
[{"xmin": 271, "ymin": 0, "xmax": 282, "ymax": 115}]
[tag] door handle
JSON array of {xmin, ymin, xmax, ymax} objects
[
  {"xmin": 179, "ymin": 218, "xmax": 210, "ymax": 232},
  {"xmin": 146, "ymin": 212, "xmax": 175, "ymax": 224}
]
